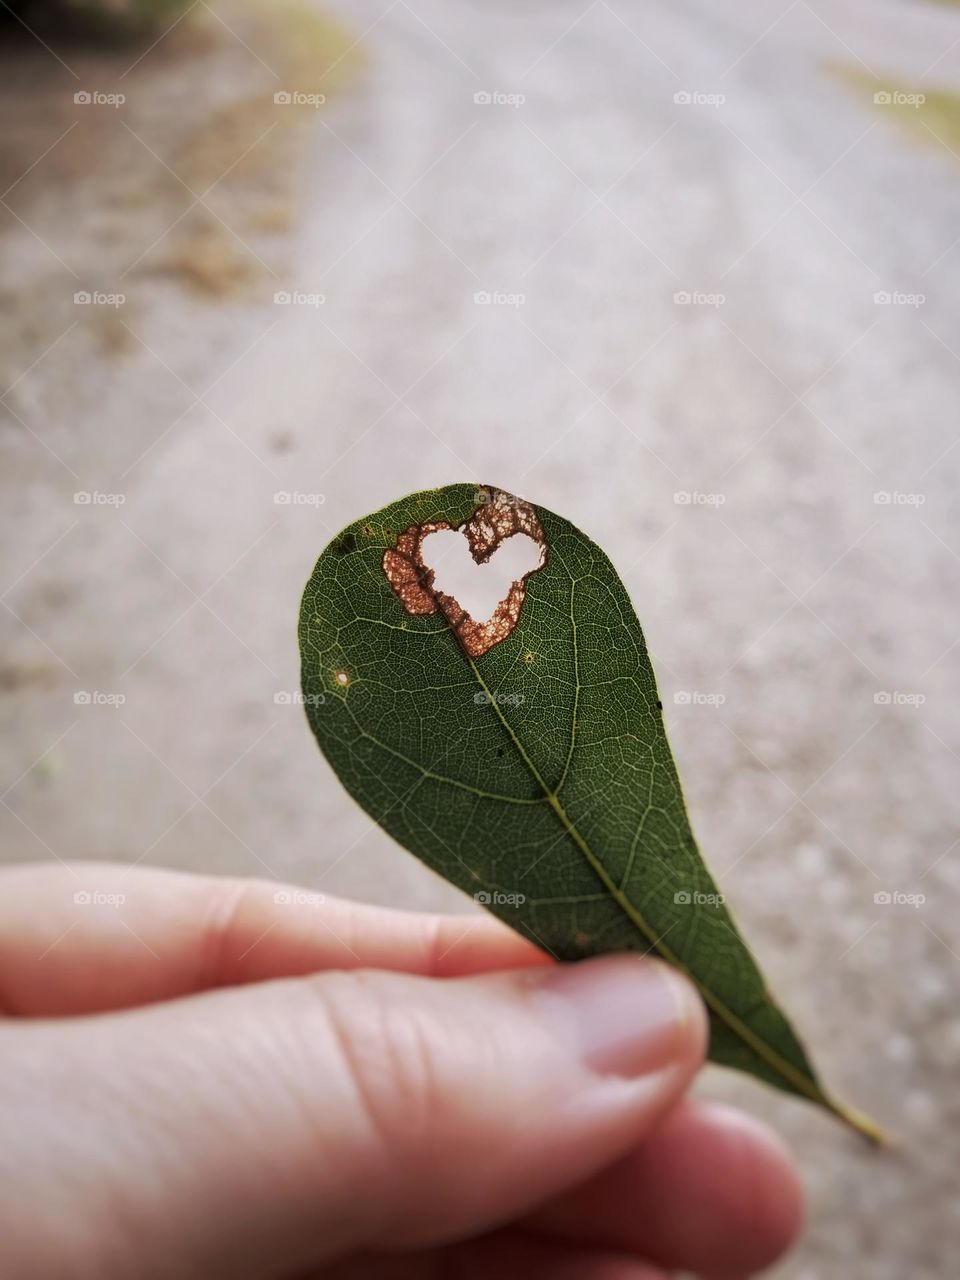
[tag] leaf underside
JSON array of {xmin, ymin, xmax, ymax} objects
[{"xmin": 299, "ymin": 483, "xmax": 879, "ymax": 1142}]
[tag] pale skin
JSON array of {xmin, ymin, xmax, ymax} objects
[{"xmin": 0, "ymin": 863, "xmax": 804, "ymax": 1278}]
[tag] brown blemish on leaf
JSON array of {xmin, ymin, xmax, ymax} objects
[
  {"xmin": 334, "ymin": 670, "xmax": 351, "ymax": 687},
  {"xmin": 381, "ymin": 486, "xmax": 548, "ymax": 659}
]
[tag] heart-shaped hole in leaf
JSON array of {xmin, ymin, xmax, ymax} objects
[
  {"xmin": 421, "ymin": 528, "xmax": 543, "ymax": 625},
  {"xmin": 380, "ymin": 487, "xmax": 549, "ymax": 658}
]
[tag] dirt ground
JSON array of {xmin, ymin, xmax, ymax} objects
[{"xmin": 1, "ymin": 0, "xmax": 959, "ymax": 1275}]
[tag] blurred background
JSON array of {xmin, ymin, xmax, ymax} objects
[{"xmin": 1, "ymin": 0, "xmax": 958, "ymax": 1274}]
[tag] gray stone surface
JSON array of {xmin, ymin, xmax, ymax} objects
[{"xmin": 1, "ymin": 0, "xmax": 958, "ymax": 1274}]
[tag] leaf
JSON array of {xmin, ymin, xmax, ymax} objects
[{"xmin": 299, "ymin": 484, "xmax": 881, "ymax": 1142}]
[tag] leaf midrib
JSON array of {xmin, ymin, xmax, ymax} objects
[{"xmin": 464, "ymin": 652, "xmax": 835, "ymax": 1114}]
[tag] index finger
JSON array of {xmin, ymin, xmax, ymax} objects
[{"xmin": 0, "ymin": 861, "xmax": 548, "ymax": 1017}]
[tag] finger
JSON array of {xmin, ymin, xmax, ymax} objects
[
  {"xmin": 529, "ymin": 1098, "xmax": 804, "ymax": 1274},
  {"xmin": 446, "ymin": 1230, "xmax": 670, "ymax": 1280},
  {"xmin": 319, "ymin": 1230, "xmax": 671, "ymax": 1279},
  {"xmin": 0, "ymin": 862, "xmax": 546, "ymax": 1015},
  {"xmin": 1, "ymin": 956, "xmax": 706, "ymax": 1277}
]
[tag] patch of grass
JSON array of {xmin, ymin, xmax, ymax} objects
[
  {"xmin": 155, "ymin": 224, "xmax": 260, "ymax": 295},
  {"xmin": 148, "ymin": 0, "xmax": 359, "ymax": 294},
  {"xmin": 0, "ymin": 0, "xmax": 360, "ymax": 395},
  {"xmin": 828, "ymin": 62, "xmax": 960, "ymax": 162},
  {"xmin": 907, "ymin": 85, "xmax": 960, "ymax": 154}
]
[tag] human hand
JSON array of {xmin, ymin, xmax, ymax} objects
[{"xmin": 0, "ymin": 863, "xmax": 802, "ymax": 1278}]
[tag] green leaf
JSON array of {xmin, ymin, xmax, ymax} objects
[{"xmin": 299, "ymin": 483, "xmax": 881, "ymax": 1142}]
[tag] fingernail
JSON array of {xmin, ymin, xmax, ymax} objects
[{"xmin": 530, "ymin": 955, "xmax": 704, "ymax": 1077}]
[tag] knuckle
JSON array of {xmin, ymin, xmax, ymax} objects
[
  {"xmin": 308, "ymin": 971, "xmax": 441, "ymax": 1157},
  {"xmin": 195, "ymin": 877, "xmax": 257, "ymax": 989}
]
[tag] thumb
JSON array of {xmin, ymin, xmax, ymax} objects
[{"xmin": 5, "ymin": 955, "xmax": 706, "ymax": 1278}]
